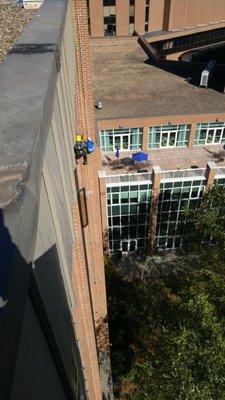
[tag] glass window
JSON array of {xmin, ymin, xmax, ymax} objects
[
  {"xmin": 112, "ymin": 206, "xmax": 120, "ymax": 215},
  {"xmin": 112, "ymin": 193, "xmax": 119, "ymax": 204},
  {"xmin": 195, "ymin": 122, "xmax": 225, "ymax": 146},
  {"xmin": 100, "ymin": 128, "xmax": 143, "ymax": 152},
  {"xmin": 130, "ymin": 191, "xmax": 138, "ymax": 203},
  {"xmin": 121, "ymin": 192, "xmax": 129, "ymax": 203},
  {"xmin": 148, "ymin": 124, "xmax": 189, "ymax": 148},
  {"xmin": 103, "ymin": 0, "xmax": 116, "ymax": 36},
  {"xmin": 121, "ymin": 226, "xmax": 129, "ymax": 239},
  {"xmin": 113, "ymin": 216, "xmax": 120, "ymax": 225},
  {"xmin": 155, "ymin": 177, "xmax": 206, "ymax": 250},
  {"xmin": 107, "ymin": 182, "xmax": 152, "ymax": 253},
  {"xmin": 156, "ymin": 28, "xmax": 225, "ymax": 57},
  {"xmin": 122, "ymin": 241, "xmax": 128, "ymax": 252},
  {"xmin": 121, "ymin": 205, "xmax": 129, "ymax": 214}
]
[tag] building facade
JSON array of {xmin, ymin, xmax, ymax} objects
[
  {"xmin": 91, "ymin": 19, "xmax": 225, "ymax": 255},
  {"xmin": 87, "ymin": 0, "xmax": 225, "ymax": 37},
  {"xmin": 0, "ymin": 0, "xmax": 112, "ymax": 399},
  {"xmin": 98, "ymin": 127, "xmax": 225, "ymax": 254}
]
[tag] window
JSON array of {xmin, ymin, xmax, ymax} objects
[
  {"xmin": 103, "ymin": 0, "xmax": 116, "ymax": 36},
  {"xmin": 156, "ymin": 178, "xmax": 206, "ymax": 250},
  {"xmin": 107, "ymin": 183, "xmax": 152, "ymax": 253},
  {"xmin": 148, "ymin": 124, "xmax": 189, "ymax": 148},
  {"xmin": 129, "ymin": 0, "xmax": 135, "ymax": 35},
  {"xmin": 145, "ymin": 0, "xmax": 150, "ymax": 32},
  {"xmin": 86, "ymin": 0, "xmax": 91, "ymax": 35},
  {"xmin": 195, "ymin": 122, "xmax": 225, "ymax": 146},
  {"xmin": 100, "ymin": 128, "xmax": 143, "ymax": 152},
  {"xmin": 154, "ymin": 27, "xmax": 225, "ymax": 57}
]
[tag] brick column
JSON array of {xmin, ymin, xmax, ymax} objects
[
  {"xmin": 134, "ymin": 0, "xmax": 145, "ymax": 34},
  {"xmin": 142, "ymin": 126, "xmax": 148, "ymax": 151},
  {"xmin": 188, "ymin": 122, "xmax": 197, "ymax": 149},
  {"xmin": 205, "ymin": 161, "xmax": 217, "ymax": 189},
  {"xmin": 89, "ymin": 0, "xmax": 104, "ymax": 37},
  {"xmin": 72, "ymin": 1, "xmax": 112, "ymax": 399},
  {"xmin": 116, "ymin": 0, "xmax": 129, "ymax": 36},
  {"xmin": 149, "ymin": 0, "xmax": 165, "ymax": 31},
  {"xmin": 162, "ymin": 0, "xmax": 172, "ymax": 30},
  {"xmin": 149, "ymin": 166, "xmax": 161, "ymax": 254}
]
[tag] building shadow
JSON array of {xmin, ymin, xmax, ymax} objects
[
  {"xmin": 0, "ymin": 208, "xmax": 31, "ymax": 399},
  {"xmin": 203, "ymin": 147, "xmax": 225, "ymax": 162},
  {"xmin": 0, "ymin": 209, "xmax": 87, "ymax": 400},
  {"xmin": 143, "ymin": 56, "xmax": 225, "ymax": 93}
]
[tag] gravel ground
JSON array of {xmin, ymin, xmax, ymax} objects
[{"xmin": 0, "ymin": 3, "xmax": 34, "ymax": 63}]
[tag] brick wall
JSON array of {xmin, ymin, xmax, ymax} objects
[
  {"xmin": 72, "ymin": 0, "xmax": 111, "ymax": 398},
  {"xmin": 88, "ymin": 0, "xmax": 225, "ymax": 38},
  {"xmin": 169, "ymin": 0, "xmax": 225, "ymax": 30}
]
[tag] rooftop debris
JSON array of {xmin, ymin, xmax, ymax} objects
[{"xmin": 0, "ymin": 3, "xmax": 34, "ymax": 63}]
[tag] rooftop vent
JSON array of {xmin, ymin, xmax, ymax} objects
[
  {"xmin": 95, "ymin": 101, "xmax": 103, "ymax": 109},
  {"xmin": 199, "ymin": 59, "xmax": 216, "ymax": 88}
]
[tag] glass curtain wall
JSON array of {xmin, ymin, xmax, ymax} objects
[
  {"xmin": 195, "ymin": 122, "xmax": 225, "ymax": 145},
  {"xmin": 103, "ymin": 0, "xmax": 116, "ymax": 36},
  {"xmin": 156, "ymin": 178, "xmax": 206, "ymax": 249},
  {"xmin": 107, "ymin": 183, "xmax": 152, "ymax": 253},
  {"xmin": 148, "ymin": 124, "xmax": 189, "ymax": 148},
  {"xmin": 154, "ymin": 27, "xmax": 225, "ymax": 57},
  {"xmin": 100, "ymin": 128, "xmax": 142, "ymax": 152}
]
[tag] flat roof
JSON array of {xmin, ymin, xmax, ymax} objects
[{"xmin": 91, "ymin": 38, "xmax": 225, "ymax": 120}]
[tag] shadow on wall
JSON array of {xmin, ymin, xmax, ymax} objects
[
  {"xmin": 0, "ymin": 208, "xmax": 31, "ymax": 399},
  {"xmin": 0, "ymin": 209, "xmax": 86, "ymax": 400}
]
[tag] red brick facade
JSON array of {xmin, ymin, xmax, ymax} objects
[
  {"xmin": 88, "ymin": 0, "xmax": 225, "ymax": 37},
  {"xmin": 72, "ymin": 0, "xmax": 109, "ymax": 398}
]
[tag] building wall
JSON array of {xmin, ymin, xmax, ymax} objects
[
  {"xmin": 97, "ymin": 112, "xmax": 225, "ymax": 152},
  {"xmin": 0, "ymin": 0, "xmax": 109, "ymax": 397},
  {"xmin": 149, "ymin": 0, "xmax": 165, "ymax": 32},
  {"xmin": 88, "ymin": 0, "xmax": 225, "ymax": 37},
  {"xmin": 73, "ymin": 0, "xmax": 113, "ymax": 398},
  {"xmin": 100, "ymin": 164, "xmax": 225, "ymax": 255},
  {"xmin": 169, "ymin": 0, "xmax": 225, "ymax": 31},
  {"xmin": 10, "ymin": 298, "xmax": 69, "ymax": 400},
  {"xmin": 10, "ymin": 1, "xmax": 101, "ymax": 398}
]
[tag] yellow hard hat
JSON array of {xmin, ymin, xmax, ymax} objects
[{"xmin": 76, "ymin": 134, "xmax": 82, "ymax": 142}]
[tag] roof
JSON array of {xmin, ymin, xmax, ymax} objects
[
  {"xmin": 91, "ymin": 37, "xmax": 225, "ymax": 120},
  {"xmin": 0, "ymin": 4, "xmax": 33, "ymax": 63}
]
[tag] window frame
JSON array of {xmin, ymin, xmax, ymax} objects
[
  {"xmin": 195, "ymin": 122, "xmax": 225, "ymax": 146},
  {"xmin": 148, "ymin": 124, "xmax": 189, "ymax": 149},
  {"xmin": 100, "ymin": 128, "xmax": 143, "ymax": 152}
]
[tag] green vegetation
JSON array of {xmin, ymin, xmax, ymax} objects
[{"xmin": 106, "ymin": 185, "xmax": 225, "ymax": 400}]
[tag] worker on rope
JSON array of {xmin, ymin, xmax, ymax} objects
[{"xmin": 74, "ymin": 135, "xmax": 87, "ymax": 165}]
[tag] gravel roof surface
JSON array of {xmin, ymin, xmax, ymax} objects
[
  {"xmin": 91, "ymin": 38, "xmax": 225, "ymax": 120},
  {"xmin": 0, "ymin": 3, "xmax": 33, "ymax": 63}
]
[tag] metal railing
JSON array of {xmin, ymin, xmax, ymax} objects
[
  {"xmin": 161, "ymin": 168, "xmax": 206, "ymax": 181},
  {"xmin": 106, "ymin": 171, "xmax": 152, "ymax": 186},
  {"xmin": 215, "ymin": 166, "xmax": 225, "ymax": 178}
]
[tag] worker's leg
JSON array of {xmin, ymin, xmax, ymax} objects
[{"xmin": 83, "ymin": 151, "xmax": 87, "ymax": 165}]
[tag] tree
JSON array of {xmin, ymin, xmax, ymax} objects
[{"xmin": 106, "ymin": 185, "xmax": 225, "ymax": 400}]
